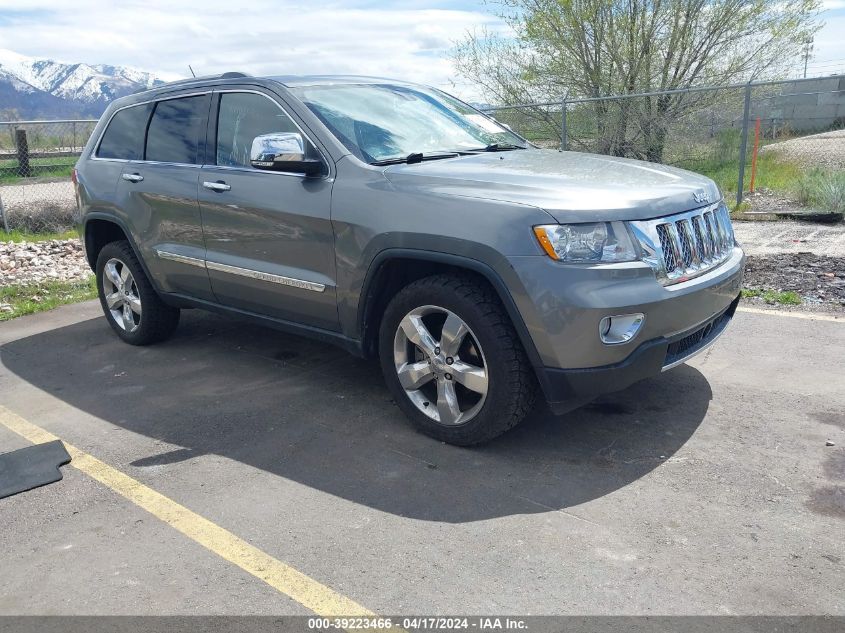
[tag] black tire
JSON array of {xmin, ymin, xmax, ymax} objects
[
  {"xmin": 95, "ymin": 240, "xmax": 180, "ymax": 345},
  {"xmin": 379, "ymin": 273, "xmax": 537, "ymax": 445}
]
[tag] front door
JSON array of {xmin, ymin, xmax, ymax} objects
[{"xmin": 198, "ymin": 89, "xmax": 338, "ymax": 331}]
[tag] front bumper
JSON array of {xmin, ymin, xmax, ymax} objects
[
  {"xmin": 506, "ymin": 245, "xmax": 744, "ymax": 413},
  {"xmin": 537, "ymin": 295, "xmax": 738, "ymax": 413}
]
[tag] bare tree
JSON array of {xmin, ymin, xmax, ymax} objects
[{"xmin": 453, "ymin": 0, "xmax": 822, "ymax": 161}]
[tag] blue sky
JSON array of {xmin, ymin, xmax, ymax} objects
[
  {"xmin": 807, "ymin": 1, "xmax": 845, "ymax": 77},
  {"xmin": 0, "ymin": 0, "xmax": 843, "ymax": 101}
]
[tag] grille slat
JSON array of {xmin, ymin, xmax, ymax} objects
[
  {"xmin": 646, "ymin": 203, "xmax": 735, "ymax": 285},
  {"xmin": 691, "ymin": 216, "xmax": 709, "ymax": 262},
  {"xmin": 656, "ymin": 224, "xmax": 678, "ymax": 273},
  {"xmin": 676, "ymin": 219, "xmax": 698, "ymax": 268},
  {"xmin": 712, "ymin": 210, "xmax": 725, "ymax": 253},
  {"xmin": 703, "ymin": 212, "xmax": 718, "ymax": 256}
]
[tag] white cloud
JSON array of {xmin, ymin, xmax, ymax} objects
[
  {"xmin": 3, "ymin": 0, "xmax": 840, "ymax": 103},
  {"xmin": 0, "ymin": 0, "xmax": 507, "ymax": 100}
]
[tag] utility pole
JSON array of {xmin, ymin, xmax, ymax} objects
[{"xmin": 802, "ymin": 38, "xmax": 814, "ymax": 78}]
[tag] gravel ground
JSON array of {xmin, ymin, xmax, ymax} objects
[
  {"xmin": 0, "ymin": 239, "xmax": 89, "ymax": 286},
  {"xmin": 759, "ymin": 128, "xmax": 845, "ymax": 170},
  {"xmin": 740, "ymin": 188, "xmax": 801, "ymax": 214},
  {"xmin": 733, "ymin": 220, "xmax": 845, "ymax": 257},
  {"xmin": 0, "ymin": 180, "xmax": 75, "ymax": 215}
]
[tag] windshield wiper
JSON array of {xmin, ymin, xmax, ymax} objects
[
  {"xmin": 468, "ymin": 142, "xmax": 527, "ymax": 152},
  {"xmin": 371, "ymin": 152, "xmax": 460, "ymax": 166}
]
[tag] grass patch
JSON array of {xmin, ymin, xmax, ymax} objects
[
  {"xmin": 741, "ymin": 288, "xmax": 801, "ymax": 305},
  {"xmin": 672, "ymin": 128, "xmax": 810, "ymax": 208},
  {"xmin": 0, "ymin": 157, "xmax": 75, "ymax": 184},
  {"xmin": 690, "ymin": 152, "xmax": 804, "ymax": 202},
  {"xmin": 0, "ymin": 276, "xmax": 96, "ymax": 321},
  {"xmin": 1, "ymin": 228, "xmax": 79, "ymax": 243},
  {"xmin": 795, "ymin": 168, "xmax": 845, "ymax": 213}
]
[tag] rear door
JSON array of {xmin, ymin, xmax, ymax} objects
[
  {"xmin": 84, "ymin": 103, "xmax": 150, "ymax": 215},
  {"xmin": 112, "ymin": 92, "xmax": 214, "ymax": 301},
  {"xmin": 198, "ymin": 88, "xmax": 338, "ymax": 330}
]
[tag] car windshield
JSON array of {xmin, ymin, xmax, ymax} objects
[{"xmin": 288, "ymin": 83, "xmax": 526, "ymax": 164}]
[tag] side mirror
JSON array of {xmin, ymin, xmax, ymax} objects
[{"xmin": 250, "ymin": 132, "xmax": 322, "ymax": 177}]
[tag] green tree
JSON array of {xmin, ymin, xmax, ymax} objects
[{"xmin": 453, "ymin": 0, "xmax": 822, "ymax": 161}]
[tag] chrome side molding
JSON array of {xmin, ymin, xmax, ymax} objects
[
  {"xmin": 154, "ymin": 249, "xmax": 206, "ymax": 269},
  {"xmin": 154, "ymin": 249, "xmax": 325, "ymax": 293}
]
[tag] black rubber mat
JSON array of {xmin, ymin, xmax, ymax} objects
[{"xmin": 0, "ymin": 440, "xmax": 72, "ymax": 499}]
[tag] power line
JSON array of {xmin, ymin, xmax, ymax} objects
[
  {"xmin": 804, "ymin": 59, "xmax": 845, "ymax": 69},
  {"xmin": 804, "ymin": 55, "xmax": 845, "ymax": 64}
]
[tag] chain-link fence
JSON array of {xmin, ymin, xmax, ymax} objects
[
  {"xmin": 483, "ymin": 75, "xmax": 845, "ymax": 208},
  {"xmin": 1, "ymin": 77, "xmax": 843, "ymax": 233},
  {"xmin": 0, "ymin": 119, "xmax": 97, "ymax": 233}
]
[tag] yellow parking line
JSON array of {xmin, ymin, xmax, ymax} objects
[
  {"xmin": 0, "ymin": 405, "xmax": 374, "ymax": 618},
  {"xmin": 736, "ymin": 306, "xmax": 843, "ymax": 322}
]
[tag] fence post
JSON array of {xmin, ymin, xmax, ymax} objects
[
  {"xmin": 736, "ymin": 83, "xmax": 752, "ymax": 207},
  {"xmin": 0, "ymin": 192, "xmax": 7, "ymax": 234},
  {"xmin": 15, "ymin": 129, "xmax": 31, "ymax": 178},
  {"xmin": 560, "ymin": 97, "xmax": 568, "ymax": 151}
]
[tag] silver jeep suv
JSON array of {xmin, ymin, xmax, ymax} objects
[{"xmin": 74, "ymin": 73, "xmax": 744, "ymax": 445}]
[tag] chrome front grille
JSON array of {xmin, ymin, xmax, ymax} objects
[{"xmin": 631, "ymin": 202, "xmax": 735, "ymax": 286}]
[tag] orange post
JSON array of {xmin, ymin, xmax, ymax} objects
[{"xmin": 749, "ymin": 116, "xmax": 761, "ymax": 193}]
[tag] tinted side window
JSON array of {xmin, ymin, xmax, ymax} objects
[
  {"xmin": 97, "ymin": 104, "xmax": 152, "ymax": 160},
  {"xmin": 145, "ymin": 96, "xmax": 208, "ymax": 164},
  {"xmin": 216, "ymin": 93, "xmax": 301, "ymax": 168}
]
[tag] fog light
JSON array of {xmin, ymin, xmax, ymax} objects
[{"xmin": 599, "ymin": 313, "xmax": 645, "ymax": 345}]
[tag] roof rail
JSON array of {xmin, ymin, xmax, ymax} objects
[{"xmin": 152, "ymin": 72, "xmax": 252, "ymax": 90}]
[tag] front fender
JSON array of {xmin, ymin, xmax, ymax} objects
[{"xmin": 351, "ymin": 246, "xmax": 549, "ymax": 372}]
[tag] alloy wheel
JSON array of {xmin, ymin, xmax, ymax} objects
[
  {"xmin": 392, "ymin": 305, "xmax": 488, "ymax": 426},
  {"xmin": 102, "ymin": 257, "xmax": 142, "ymax": 333}
]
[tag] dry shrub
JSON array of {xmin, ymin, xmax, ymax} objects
[{"xmin": 4, "ymin": 202, "xmax": 80, "ymax": 233}]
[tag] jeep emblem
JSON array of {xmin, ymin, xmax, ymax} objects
[{"xmin": 693, "ymin": 191, "xmax": 710, "ymax": 204}]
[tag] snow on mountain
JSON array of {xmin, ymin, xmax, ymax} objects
[
  {"xmin": 0, "ymin": 66, "xmax": 37, "ymax": 94},
  {"xmin": 0, "ymin": 49, "xmax": 164, "ymax": 118}
]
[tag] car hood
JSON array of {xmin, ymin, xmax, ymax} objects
[{"xmin": 382, "ymin": 149, "xmax": 721, "ymax": 223}]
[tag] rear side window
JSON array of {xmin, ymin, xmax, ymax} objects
[
  {"xmin": 97, "ymin": 103, "xmax": 152, "ymax": 160},
  {"xmin": 145, "ymin": 95, "xmax": 208, "ymax": 164}
]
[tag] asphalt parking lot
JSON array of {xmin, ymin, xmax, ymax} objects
[{"xmin": 0, "ymin": 301, "xmax": 843, "ymax": 616}]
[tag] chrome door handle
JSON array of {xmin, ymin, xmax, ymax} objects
[
  {"xmin": 121, "ymin": 173, "xmax": 143, "ymax": 183},
  {"xmin": 203, "ymin": 181, "xmax": 231, "ymax": 192}
]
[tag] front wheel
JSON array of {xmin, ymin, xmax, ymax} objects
[
  {"xmin": 379, "ymin": 274, "xmax": 536, "ymax": 445},
  {"xmin": 95, "ymin": 240, "xmax": 180, "ymax": 345}
]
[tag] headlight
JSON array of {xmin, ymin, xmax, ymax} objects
[{"xmin": 533, "ymin": 222, "xmax": 638, "ymax": 263}]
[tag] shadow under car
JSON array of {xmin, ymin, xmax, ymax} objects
[{"xmin": 0, "ymin": 309, "xmax": 712, "ymax": 523}]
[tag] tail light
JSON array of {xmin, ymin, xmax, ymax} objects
[{"xmin": 71, "ymin": 168, "xmax": 78, "ymax": 185}]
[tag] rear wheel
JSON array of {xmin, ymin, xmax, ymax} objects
[
  {"xmin": 379, "ymin": 274, "xmax": 536, "ymax": 445},
  {"xmin": 95, "ymin": 241, "xmax": 180, "ymax": 345}
]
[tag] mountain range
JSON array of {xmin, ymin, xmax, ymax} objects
[{"xmin": 0, "ymin": 49, "xmax": 165, "ymax": 120}]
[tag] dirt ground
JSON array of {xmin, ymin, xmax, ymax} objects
[{"xmin": 744, "ymin": 253, "xmax": 845, "ymax": 307}]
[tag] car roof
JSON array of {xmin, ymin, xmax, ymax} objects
[
  {"xmin": 269, "ymin": 75, "xmax": 420, "ymax": 88},
  {"xmin": 111, "ymin": 74, "xmax": 430, "ymax": 110}
]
